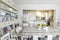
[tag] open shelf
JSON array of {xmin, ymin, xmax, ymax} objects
[
  {"xmin": 0, "ymin": 7, "xmax": 17, "ymax": 14},
  {"xmin": 0, "ymin": 19, "xmax": 19, "ymax": 28},
  {"xmin": 0, "ymin": 32, "xmax": 10, "ymax": 40},
  {"xmin": 1, "ymin": 0, "xmax": 17, "ymax": 11},
  {"xmin": 0, "ymin": 28, "xmax": 15, "ymax": 40}
]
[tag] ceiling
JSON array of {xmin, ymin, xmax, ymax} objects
[{"xmin": 13, "ymin": 0, "xmax": 60, "ymax": 5}]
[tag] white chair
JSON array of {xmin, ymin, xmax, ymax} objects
[
  {"xmin": 10, "ymin": 29, "xmax": 18, "ymax": 40},
  {"xmin": 10, "ymin": 26, "xmax": 22, "ymax": 40},
  {"xmin": 16, "ymin": 26, "xmax": 22, "ymax": 34}
]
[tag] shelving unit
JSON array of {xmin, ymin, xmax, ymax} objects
[{"xmin": 0, "ymin": 0, "xmax": 20, "ymax": 40}]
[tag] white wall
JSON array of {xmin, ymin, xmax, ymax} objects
[{"xmin": 18, "ymin": 4, "xmax": 60, "ymax": 25}]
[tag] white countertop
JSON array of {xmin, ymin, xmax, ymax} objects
[
  {"xmin": 20, "ymin": 27, "xmax": 60, "ymax": 36},
  {"xmin": 29, "ymin": 21, "xmax": 47, "ymax": 24}
]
